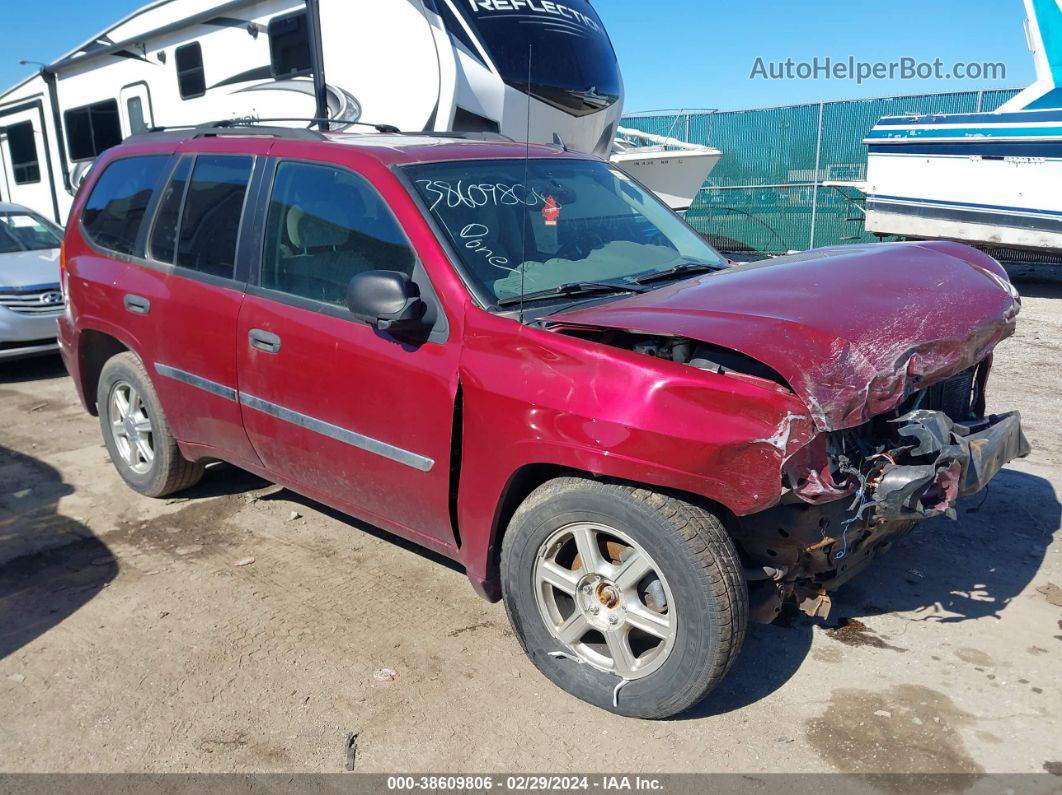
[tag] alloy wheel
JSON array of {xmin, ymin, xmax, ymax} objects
[
  {"xmin": 109, "ymin": 381, "xmax": 155, "ymax": 475},
  {"xmin": 533, "ymin": 522, "xmax": 677, "ymax": 679}
]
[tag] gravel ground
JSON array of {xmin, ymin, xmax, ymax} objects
[{"xmin": 0, "ymin": 283, "xmax": 1060, "ymax": 775}]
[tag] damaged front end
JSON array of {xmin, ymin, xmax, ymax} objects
[{"xmin": 732, "ymin": 364, "xmax": 1031, "ymax": 623}]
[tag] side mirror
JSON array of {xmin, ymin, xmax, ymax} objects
[{"xmin": 346, "ymin": 270, "xmax": 426, "ymax": 331}]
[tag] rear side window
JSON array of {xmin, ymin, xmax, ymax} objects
[
  {"xmin": 6, "ymin": 121, "xmax": 41, "ymax": 184},
  {"xmin": 64, "ymin": 100, "xmax": 122, "ymax": 161},
  {"xmin": 174, "ymin": 155, "xmax": 253, "ymax": 279},
  {"xmin": 81, "ymin": 155, "xmax": 170, "ymax": 255},
  {"xmin": 261, "ymin": 161, "xmax": 415, "ymax": 305},
  {"xmin": 269, "ymin": 11, "xmax": 313, "ymax": 77},
  {"xmin": 148, "ymin": 157, "xmax": 191, "ymax": 264}
]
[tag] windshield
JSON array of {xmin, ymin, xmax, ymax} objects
[
  {"xmin": 405, "ymin": 158, "xmax": 727, "ymax": 306},
  {"xmin": 0, "ymin": 211, "xmax": 63, "ymax": 254},
  {"xmin": 451, "ymin": 0, "xmax": 620, "ymax": 118}
]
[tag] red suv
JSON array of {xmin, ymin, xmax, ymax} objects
[{"xmin": 58, "ymin": 123, "xmax": 1028, "ymax": 718}]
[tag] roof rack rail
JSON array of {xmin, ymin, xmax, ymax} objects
[
  {"xmin": 125, "ymin": 121, "xmax": 326, "ymax": 145},
  {"xmin": 398, "ymin": 131, "xmax": 515, "ymax": 142},
  {"xmin": 225, "ymin": 117, "xmax": 402, "ymax": 133}
]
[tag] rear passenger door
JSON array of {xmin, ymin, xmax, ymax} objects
[
  {"xmin": 235, "ymin": 159, "xmax": 461, "ymax": 548},
  {"xmin": 140, "ymin": 142, "xmax": 267, "ymax": 467}
]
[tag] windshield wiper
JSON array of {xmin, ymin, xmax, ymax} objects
[
  {"xmin": 496, "ymin": 280, "xmax": 648, "ymax": 307},
  {"xmin": 634, "ymin": 261, "xmax": 725, "ymax": 285}
]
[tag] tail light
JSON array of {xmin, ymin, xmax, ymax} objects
[{"xmin": 59, "ymin": 242, "xmax": 68, "ymax": 298}]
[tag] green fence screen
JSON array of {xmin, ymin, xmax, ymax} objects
[{"xmin": 622, "ymin": 88, "xmax": 1021, "ymax": 254}]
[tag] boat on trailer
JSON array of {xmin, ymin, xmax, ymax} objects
[
  {"xmin": 612, "ymin": 126, "xmax": 722, "ymax": 212},
  {"xmin": 0, "ymin": 0, "xmax": 719, "ymax": 223},
  {"xmin": 862, "ymin": 0, "xmax": 1062, "ymax": 253}
]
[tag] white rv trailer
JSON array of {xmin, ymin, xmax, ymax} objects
[{"xmin": 0, "ymin": 0, "xmax": 720, "ymax": 225}]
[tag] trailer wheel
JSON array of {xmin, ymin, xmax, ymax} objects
[{"xmin": 501, "ymin": 477, "xmax": 747, "ymax": 719}]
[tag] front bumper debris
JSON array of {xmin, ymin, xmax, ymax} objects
[
  {"xmin": 872, "ymin": 410, "xmax": 1030, "ymax": 521},
  {"xmin": 732, "ymin": 408, "xmax": 1030, "ymax": 623}
]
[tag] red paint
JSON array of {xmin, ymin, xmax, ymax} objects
[{"xmin": 59, "ymin": 131, "xmax": 1021, "ymax": 601}]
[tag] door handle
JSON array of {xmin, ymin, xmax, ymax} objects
[
  {"xmin": 248, "ymin": 328, "xmax": 281, "ymax": 354},
  {"xmin": 123, "ymin": 294, "xmax": 150, "ymax": 315}
]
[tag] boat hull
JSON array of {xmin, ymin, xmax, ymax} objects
[
  {"xmin": 610, "ymin": 149, "xmax": 721, "ymax": 212},
  {"xmin": 863, "ymin": 108, "xmax": 1062, "ymax": 252}
]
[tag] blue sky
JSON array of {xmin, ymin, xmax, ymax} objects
[{"xmin": 0, "ymin": 0, "xmax": 1034, "ymax": 111}]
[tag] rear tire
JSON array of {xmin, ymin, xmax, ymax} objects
[
  {"xmin": 97, "ymin": 352, "xmax": 204, "ymax": 497},
  {"xmin": 501, "ymin": 477, "xmax": 747, "ymax": 719}
]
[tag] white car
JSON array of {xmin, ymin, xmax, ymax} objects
[{"xmin": 0, "ymin": 202, "xmax": 64, "ymax": 361}]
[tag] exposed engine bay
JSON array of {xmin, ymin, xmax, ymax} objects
[{"xmin": 554, "ymin": 328, "xmax": 1032, "ymax": 623}]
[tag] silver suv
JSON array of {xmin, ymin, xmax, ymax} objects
[{"xmin": 0, "ymin": 202, "xmax": 64, "ymax": 361}]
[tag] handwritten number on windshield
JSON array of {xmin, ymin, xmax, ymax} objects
[{"xmin": 417, "ymin": 180, "xmax": 549, "ymax": 212}]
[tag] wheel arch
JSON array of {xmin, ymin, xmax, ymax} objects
[
  {"xmin": 478, "ymin": 464, "xmax": 735, "ymax": 601},
  {"xmin": 76, "ymin": 328, "xmax": 132, "ymax": 416}
]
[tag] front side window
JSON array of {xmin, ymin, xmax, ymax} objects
[
  {"xmin": 81, "ymin": 155, "xmax": 170, "ymax": 255},
  {"xmin": 404, "ymin": 158, "xmax": 726, "ymax": 305},
  {"xmin": 261, "ymin": 161, "xmax": 415, "ymax": 305},
  {"xmin": 64, "ymin": 100, "xmax": 122, "ymax": 162},
  {"xmin": 6, "ymin": 121, "xmax": 41, "ymax": 184},
  {"xmin": 269, "ymin": 11, "xmax": 312, "ymax": 77},
  {"xmin": 174, "ymin": 155, "xmax": 253, "ymax": 279},
  {"xmin": 0, "ymin": 210, "xmax": 62, "ymax": 254}
]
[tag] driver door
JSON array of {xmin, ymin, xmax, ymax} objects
[{"xmin": 236, "ymin": 158, "xmax": 460, "ymax": 548}]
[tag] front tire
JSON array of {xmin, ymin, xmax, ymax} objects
[
  {"xmin": 501, "ymin": 477, "xmax": 747, "ymax": 719},
  {"xmin": 97, "ymin": 352, "xmax": 204, "ymax": 497}
]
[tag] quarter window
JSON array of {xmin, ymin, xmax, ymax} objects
[
  {"xmin": 261, "ymin": 161, "xmax": 415, "ymax": 305},
  {"xmin": 175, "ymin": 42, "xmax": 206, "ymax": 99},
  {"xmin": 6, "ymin": 121, "xmax": 41, "ymax": 184},
  {"xmin": 81, "ymin": 155, "xmax": 171, "ymax": 255},
  {"xmin": 64, "ymin": 100, "xmax": 122, "ymax": 161},
  {"xmin": 269, "ymin": 11, "xmax": 313, "ymax": 77},
  {"xmin": 174, "ymin": 155, "xmax": 253, "ymax": 280}
]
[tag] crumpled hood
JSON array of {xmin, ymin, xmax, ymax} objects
[
  {"xmin": 0, "ymin": 249, "xmax": 61, "ymax": 289},
  {"xmin": 549, "ymin": 241, "xmax": 1020, "ymax": 431}
]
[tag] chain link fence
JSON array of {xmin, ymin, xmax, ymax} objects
[{"xmin": 623, "ymin": 88, "xmax": 1021, "ymax": 255}]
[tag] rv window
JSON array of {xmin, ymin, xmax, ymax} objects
[
  {"xmin": 6, "ymin": 121, "xmax": 41, "ymax": 184},
  {"xmin": 127, "ymin": 96, "xmax": 148, "ymax": 134},
  {"xmin": 149, "ymin": 156, "xmax": 192, "ymax": 264},
  {"xmin": 64, "ymin": 100, "xmax": 122, "ymax": 162},
  {"xmin": 175, "ymin": 155, "xmax": 253, "ymax": 280},
  {"xmin": 261, "ymin": 161, "xmax": 415, "ymax": 305},
  {"xmin": 81, "ymin": 155, "xmax": 171, "ymax": 256},
  {"xmin": 175, "ymin": 43, "xmax": 206, "ymax": 99},
  {"xmin": 269, "ymin": 11, "xmax": 312, "ymax": 77}
]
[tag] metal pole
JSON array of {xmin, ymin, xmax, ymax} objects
[
  {"xmin": 808, "ymin": 100, "xmax": 824, "ymax": 250},
  {"xmin": 976, "ymin": 89, "xmax": 984, "ymax": 112},
  {"xmin": 305, "ymin": 0, "xmax": 330, "ymax": 131}
]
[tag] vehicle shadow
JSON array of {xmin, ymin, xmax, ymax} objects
[
  {"xmin": 257, "ymin": 488, "xmax": 466, "ymax": 575},
  {"xmin": 0, "ymin": 444, "xmax": 117, "ymax": 660},
  {"xmin": 681, "ymin": 467, "xmax": 1060, "ymax": 719},
  {"xmin": 0, "ymin": 353, "xmax": 68, "ymax": 385}
]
